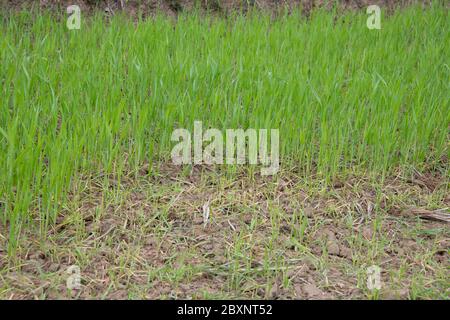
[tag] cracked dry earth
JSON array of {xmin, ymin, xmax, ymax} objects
[{"xmin": 0, "ymin": 164, "xmax": 449, "ymax": 299}]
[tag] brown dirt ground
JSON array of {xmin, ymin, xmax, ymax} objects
[
  {"xmin": 0, "ymin": 164, "xmax": 448, "ymax": 299},
  {"xmin": 2, "ymin": 0, "xmax": 440, "ymax": 17}
]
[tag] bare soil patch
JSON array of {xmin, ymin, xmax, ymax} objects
[
  {"xmin": 2, "ymin": 0, "xmax": 439, "ymax": 17},
  {"xmin": 1, "ymin": 165, "xmax": 448, "ymax": 299}
]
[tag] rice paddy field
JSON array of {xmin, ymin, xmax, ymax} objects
[{"xmin": 0, "ymin": 1, "xmax": 449, "ymax": 300}]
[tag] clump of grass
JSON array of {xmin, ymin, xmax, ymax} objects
[{"xmin": 0, "ymin": 4, "xmax": 448, "ymax": 251}]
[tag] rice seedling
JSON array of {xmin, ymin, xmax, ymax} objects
[{"xmin": 0, "ymin": 3, "xmax": 448, "ymax": 256}]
